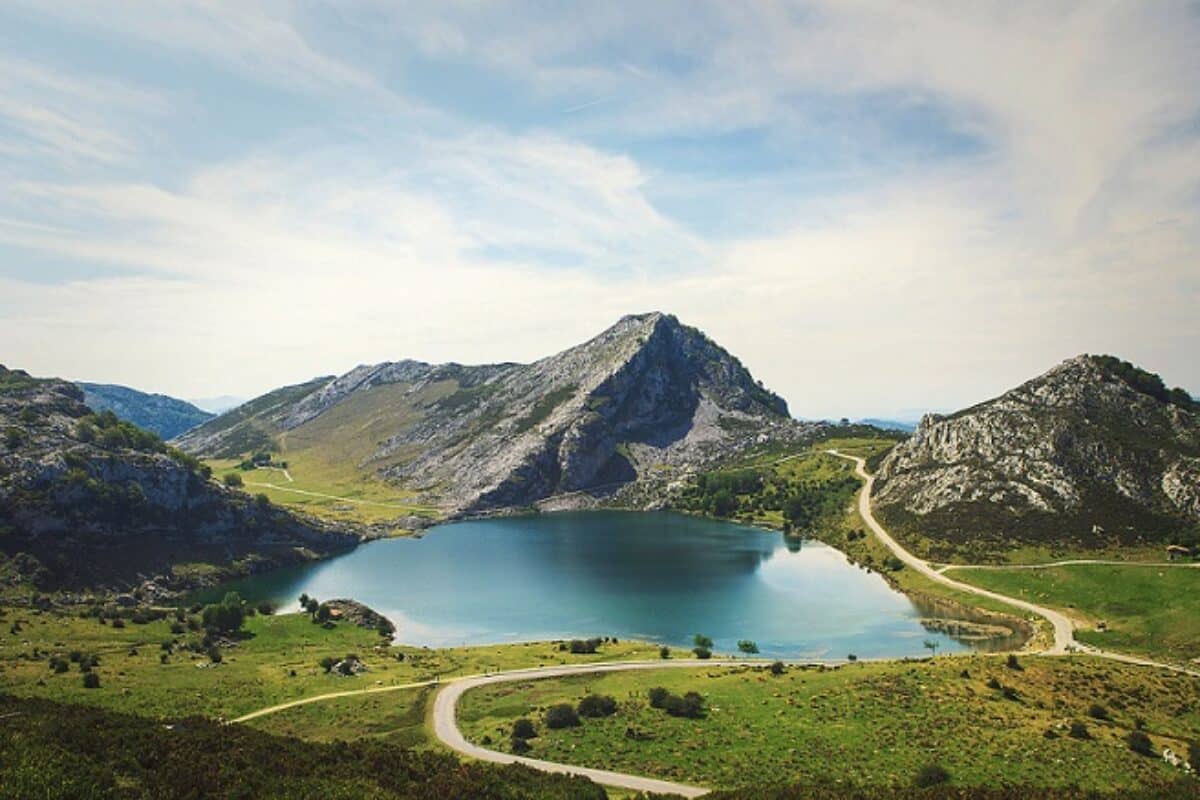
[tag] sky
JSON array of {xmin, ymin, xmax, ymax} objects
[{"xmin": 1, "ymin": 2, "xmax": 1198, "ymax": 419}]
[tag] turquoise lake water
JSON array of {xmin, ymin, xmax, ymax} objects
[{"xmin": 206, "ymin": 511, "xmax": 991, "ymax": 659}]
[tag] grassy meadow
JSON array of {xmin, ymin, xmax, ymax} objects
[
  {"xmin": 459, "ymin": 655, "xmax": 1200, "ymax": 792},
  {"xmin": 952, "ymin": 564, "xmax": 1200, "ymax": 663}
]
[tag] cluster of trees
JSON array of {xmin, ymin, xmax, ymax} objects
[
  {"xmin": 201, "ymin": 592, "xmax": 247, "ymax": 635},
  {"xmin": 1094, "ymin": 355, "xmax": 1195, "ymax": 409},
  {"xmin": 647, "ymin": 686, "xmax": 706, "ymax": 718},
  {"xmin": 674, "ymin": 464, "xmax": 859, "ymax": 534}
]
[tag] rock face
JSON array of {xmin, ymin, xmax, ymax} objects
[
  {"xmin": 78, "ymin": 382, "xmax": 214, "ymax": 439},
  {"xmin": 874, "ymin": 355, "xmax": 1200, "ymax": 555},
  {"xmin": 178, "ymin": 313, "xmax": 815, "ymax": 512},
  {"xmin": 0, "ymin": 366, "xmax": 355, "ymax": 589}
]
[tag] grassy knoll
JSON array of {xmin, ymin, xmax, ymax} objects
[
  {"xmin": 459, "ymin": 656, "xmax": 1200, "ymax": 792},
  {"xmin": 0, "ymin": 607, "xmax": 674, "ymax": 723},
  {"xmin": 207, "ymin": 450, "xmax": 441, "ymax": 526},
  {"xmin": 953, "ymin": 564, "xmax": 1200, "ymax": 663}
]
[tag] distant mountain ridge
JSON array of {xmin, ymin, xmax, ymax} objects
[
  {"xmin": 79, "ymin": 382, "xmax": 214, "ymax": 439},
  {"xmin": 178, "ymin": 312, "xmax": 819, "ymax": 513},
  {"xmin": 873, "ymin": 354, "xmax": 1200, "ymax": 559}
]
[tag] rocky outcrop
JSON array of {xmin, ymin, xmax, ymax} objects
[
  {"xmin": 874, "ymin": 355, "xmax": 1200, "ymax": 554},
  {"xmin": 0, "ymin": 365, "xmax": 356, "ymax": 590},
  {"xmin": 179, "ymin": 313, "xmax": 820, "ymax": 513}
]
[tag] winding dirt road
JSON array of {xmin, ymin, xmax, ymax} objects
[{"xmin": 825, "ymin": 450, "xmax": 1078, "ymax": 654}]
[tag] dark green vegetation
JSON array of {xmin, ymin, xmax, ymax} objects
[
  {"xmin": 78, "ymin": 382, "xmax": 214, "ymax": 440},
  {"xmin": 874, "ymin": 354, "xmax": 1200, "ymax": 562},
  {"xmin": 0, "ymin": 366, "xmax": 353, "ymax": 590},
  {"xmin": 459, "ymin": 656, "xmax": 1200, "ymax": 792},
  {"xmin": 0, "ymin": 694, "xmax": 603, "ymax": 800}
]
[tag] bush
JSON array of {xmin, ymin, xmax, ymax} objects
[
  {"xmin": 256, "ymin": 602, "xmax": 275, "ymax": 616},
  {"xmin": 1126, "ymin": 730, "xmax": 1154, "ymax": 756},
  {"xmin": 1189, "ymin": 741, "xmax": 1200, "ymax": 768},
  {"xmin": 692, "ymin": 646, "xmax": 712, "ymax": 660},
  {"xmin": 737, "ymin": 640, "xmax": 759, "ymax": 654},
  {"xmin": 319, "ymin": 656, "xmax": 338, "ymax": 674},
  {"xmin": 577, "ymin": 695, "xmax": 618, "ymax": 718},
  {"xmin": 82, "ymin": 672, "xmax": 100, "ymax": 689},
  {"xmin": 201, "ymin": 592, "xmax": 246, "ymax": 635},
  {"xmin": 568, "ymin": 638, "xmax": 602, "ymax": 654},
  {"xmin": 223, "ymin": 472, "xmax": 243, "ymax": 488},
  {"xmin": 769, "ymin": 661, "xmax": 785, "ymax": 676},
  {"xmin": 1087, "ymin": 703, "xmax": 1110, "ymax": 721},
  {"xmin": 1068, "ymin": 721, "xmax": 1091, "ymax": 740},
  {"xmin": 647, "ymin": 687, "xmax": 670, "ymax": 709},
  {"xmin": 663, "ymin": 691, "xmax": 705, "ymax": 719},
  {"xmin": 659, "ymin": 646, "xmax": 671, "ymax": 659},
  {"xmin": 510, "ymin": 736, "xmax": 531, "ymax": 754},
  {"xmin": 512, "ymin": 718, "xmax": 537, "ymax": 739},
  {"xmin": 913, "ymin": 763, "xmax": 951, "ymax": 788},
  {"xmin": 544, "ymin": 704, "xmax": 580, "ymax": 729},
  {"xmin": 48, "ymin": 656, "xmax": 69, "ymax": 674},
  {"xmin": 110, "ymin": 618, "xmax": 125, "ymax": 629},
  {"xmin": 207, "ymin": 646, "xmax": 222, "ymax": 664},
  {"xmin": 1006, "ymin": 654, "xmax": 1022, "ymax": 670}
]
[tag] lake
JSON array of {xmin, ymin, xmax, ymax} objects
[{"xmin": 205, "ymin": 511, "xmax": 997, "ymax": 659}]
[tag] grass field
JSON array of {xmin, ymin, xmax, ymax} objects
[
  {"xmin": 952, "ymin": 565, "xmax": 1200, "ymax": 663},
  {"xmin": 207, "ymin": 450, "xmax": 442, "ymax": 526},
  {"xmin": 0, "ymin": 607, "xmax": 675, "ymax": 724},
  {"xmin": 458, "ymin": 655, "xmax": 1200, "ymax": 792}
]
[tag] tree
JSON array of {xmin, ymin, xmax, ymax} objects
[
  {"xmin": 923, "ymin": 639, "xmax": 940, "ymax": 657},
  {"xmin": 577, "ymin": 694, "xmax": 618, "ymax": 718},
  {"xmin": 512, "ymin": 718, "xmax": 537, "ymax": 739},
  {"xmin": 913, "ymin": 764, "xmax": 950, "ymax": 788},
  {"xmin": 305, "ymin": 597, "xmax": 320, "ymax": 618},
  {"xmin": 692, "ymin": 646, "xmax": 712, "ymax": 659},
  {"xmin": 207, "ymin": 646, "xmax": 223, "ymax": 664},
  {"xmin": 298, "ymin": 593, "xmax": 310, "ymax": 609},
  {"xmin": 201, "ymin": 592, "xmax": 246, "ymax": 635},
  {"xmin": 254, "ymin": 493, "xmax": 271, "ymax": 510},
  {"xmin": 769, "ymin": 661, "xmax": 785, "ymax": 676},
  {"xmin": 1006, "ymin": 654, "xmax": 1022, "ymax": 671},
  {"xmin": 737, "ymin": 640, "xmax": 759, "ymax": 654},
  {"xmin": 544, "ymin": 704, "xmax": 580, "ymax": 729},
  {"xmin": 693, "ymin": 634, "xmax": 713, "ymax": 649},
  {"xmin": 659, "ymin": 645, "xmax": 671, "ymax": 659},
  {"xmin": 223, "ymin": 472, "xmax": 243, "ymax": 488},
  {"xmin": 314, "ymin": 604, "xmax": 332, "ymax": 624},
  {"xmin": 664, "ymin": 691, "xmax": 705, "ymax": 719}
]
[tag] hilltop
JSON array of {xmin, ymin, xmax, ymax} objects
[
  {"xmin": 873, "ymin": 355, "xmax": 1200, "ymax": 560},
  {"xmin": 79, "ymin": 382, "xmax": 214, "ymax": 439},
  {"xmin": 178, "ymin": 313, "xmax": 820, "ymax": 514},
  {"xmin": 0, "ymin": 365, "xmax": 355, "ymax": 592}
]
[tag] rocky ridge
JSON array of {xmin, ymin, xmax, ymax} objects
[{"xmin": 873, "ymin": 354, "xmax": 1200, "ymax": 555}]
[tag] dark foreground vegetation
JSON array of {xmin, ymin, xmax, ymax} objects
[
  {"xmin": 0, "ymin": 694, "xmax": 603, "ymax": 800},
  {"xmin": 703, "ymin": 783, "xmax": 1200, "ymax": 800}
]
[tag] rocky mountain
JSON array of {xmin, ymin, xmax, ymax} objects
[
  {"xmin": 178, "ymin": 313, "xmax": 817, "ymax": 513},
  {"xmin": 79, "ymin": 382, "xmax": 214, "ymax": 439},
  {"xmin": 0, "ymin": 365, "xmax": 355, "ymax": 591},
  {"xmin": 874, "ymin": 355, "xmax": 1200, "ymax": 559}
]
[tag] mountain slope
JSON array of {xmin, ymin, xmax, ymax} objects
[
  {"xmin": 178, "ymin": 313, "xmax": 815, "ymax": 513},
  {"xmin": 78, "ymin": 382, "xmax": 214, "ymax": 439},
  {"xmin": 873, "ymin": 355, "xmax": 1200, "ymax": 559},
  {"xmin": 0, "ymin": 365, "xmax": 355, "ymax": 591}
]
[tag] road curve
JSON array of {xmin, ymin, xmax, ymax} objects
[
  {"xmin": 826, "ymin": 450, "xmax": 1078, "ymax": 654},
  {"xmin": 433, "ymin": 659, "xmax": 752, "ymax": 798}
]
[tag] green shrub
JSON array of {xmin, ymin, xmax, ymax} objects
[
  {"xmin": 512, "ymin": 718, "xmax": 537, "ymax": 739},
  {"xmin": 82, "ymin": 672, "xmax": 100, "ymax": 689},
  {"xmin": 577, "ymin": 695, "xmax": 618, "ymax": 718},
  {"xmin": 913, "ymin": 763, "xmax": 951, "ymax": 788},
  {"xmin": 544, "ymin": 704, "xmax": 580, "ymax": 729},
  {"xmin": 1126, "ymin": 730, "xmax": 1154, "ymax": 756}
]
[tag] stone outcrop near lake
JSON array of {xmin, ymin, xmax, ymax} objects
[
  {"xmin": 873, "ymin": 354, "xmax": 1200, "ymax": 556},
  {"xmin": 0, "ymin": 365, "xmax": 355, "ymax": 590}
]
